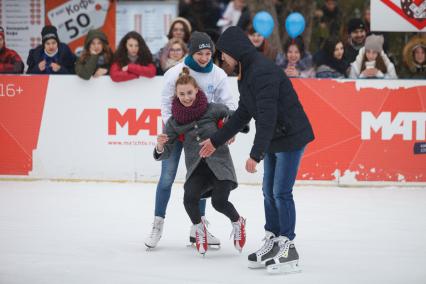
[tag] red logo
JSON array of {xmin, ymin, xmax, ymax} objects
[
  {"xmin": 381, "ymin": 0, "xmax": 426, "ymax": 29},
  {"xmin": 108, "ymin": 108, "xmax": 161, "ymax": 136}
]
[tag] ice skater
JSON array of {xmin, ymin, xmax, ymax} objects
[
  {"xmin": 199, "ymin": 26, "xmax": 315, "ymax": 273},
  {"xmin": 145, "ymin": 31, "xmax": 235, "ymax": 249},
  {"xmin": 154, "ymin": 67, "xmax": 246, "ymax": 255}
]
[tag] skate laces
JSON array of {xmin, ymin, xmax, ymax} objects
[
  {"xmin": 149, "ymin": 221, "xmax": 162, "ymax": 238},
  {"xmin": 230, "ymin": 218, "xmax": 245, "ymax": 241},
  {"xmin": 196, "ymin": 224, "xmax": 206, "ymax": 244},
  {"xmin": 276, "ymin": 238, "xmax": 292, "ymax": 258},
  {"xmin": 256, "ymin": 234, "xmax": 275, "ymax": 256}
]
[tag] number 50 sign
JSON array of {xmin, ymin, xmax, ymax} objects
[{"xmin": 47, "ymin": 0, "xmax": 111, "ymax": 43}]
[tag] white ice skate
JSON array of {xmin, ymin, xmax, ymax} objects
[
  {"xmin": 189, "ymin": 216, "xmax": 220, "ymax": 247},
  {"xmin": 144, "ymin": 216, "xmax": 164, "ymax": 249},
  {"xmin": 231, "ymin": 216, "xmax": 246, "ymax": 252},
  {"xmin": 194, "ymin": 222, "xmax": 208, "ymax": 255},
  {"xmin": 247, "ymin": 231, "xmax": 279, "ymax": 268},
  {"xmin": 265, "ymin": 236, "xmax": 302, "ymax": 274}
]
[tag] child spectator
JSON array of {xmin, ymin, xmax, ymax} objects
[
  {"xmin": 402, "ymin": 35, "xmax": 426, "ymax": 79},
  {"xmin": 154, "ymin": 67, "xmax": 246, "ymax": 255},
  {"xmin": 27, "ymin": 25, "xmax": 76, "ymax": 74},
  {"xmin": 158, "ymin": 38, "xmax": 188, "ymax": 74},
  {"xmin": 110, "ymin": 31, "xmax": 156, "ymax": 82},
  {"xmin": 349, "ymin": 34, "xmax": 397, "ymax": 79},
  {"xmin": 344, "ymin": 18, "xmax": 367, "ymax": 64},
  {"xmin": 75, "ymin": 30, "xmax": 113, "ymax": 80},
  {"xmin": 314, "ymin": 37, "xmax": 349, "ymax": 78},
  {"xmin": 0, "ymin": 27, "xmax": 24, "ymax": 74},
  {"xmin": 277, "ymin": 36, "xmax": 315, "ymax": 78}
]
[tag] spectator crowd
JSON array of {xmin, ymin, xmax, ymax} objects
[{"xmin": 0, "ymin": 0, "xmax": 424, "ymax": 79}]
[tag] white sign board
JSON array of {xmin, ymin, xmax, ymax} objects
[
  {"xmin": 116, "ymin": 1, "xmax": 178, "ymax": 54},
  {"xmin": 0, "ymin": 0, "xmax": 45, "ymax": 68},
  {"xmin": 371, "ymin": 0, "xmax": 426, "ymax": 32}
]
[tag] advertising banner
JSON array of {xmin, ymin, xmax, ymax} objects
[
  {"xmin": 371, "ymin": 0, "xmax": 426, "ymax": 32},
  {"xmin": 0, "ymin": 76, "xmax": 425, "ymax": 184},
  {"xmin": 0, "ymin": 0, "xmax": 45, "ymax": 67},
  {"xmin": 45, "ymin": 0, "xmax": 116, "ymax": 54}
]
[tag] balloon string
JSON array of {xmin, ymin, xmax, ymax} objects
[{"xmin": 292, "ymin": 38, "xmax": 295, "ymax": 44}]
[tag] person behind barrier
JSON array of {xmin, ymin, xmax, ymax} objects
[
  {"xmin": 158, "ymin": 38, "xmax": 188, "ymax": 74},
  {"xmin": 27, "ymin": 25, "xmax": 76, "ymax": 74},
  {"xmin": 75, "ymin": 30, "xmax": 113, "ymax": 80},
  {"xmin": 276, "ymin": 36, "xmax": 315, "ymax": 78},
  {"xmin": 0, "ymin": 27, "xmax": 24, "ymax": 74},
  {"xmin": 349, "ymin": 34, "xmax": 397, "ymax": 79},
  {"xmin": 110, "ymin": 31, "xmax": 156, "ymax": 82},
  {"xmin": 401, "ymin": 35, "xmax": 426, "ymax": 79},
  {"xmin": 314, "ymin": 37, "xmax": 349, "ymax": 78}
]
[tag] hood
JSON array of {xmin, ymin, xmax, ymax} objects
[
  {"xmin": 402, "ymin": 35, "xmax": 426, "ymax": 72},
  {"xmin": 84, "ymin": 29, "xmax": 108, "ymax": 49},
  {"xmin": 216, "ymin": 26, "xmax": 256, "ymax": 62}
]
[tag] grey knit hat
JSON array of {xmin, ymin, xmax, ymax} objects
[
  {"xmin": 188, "ymin": 31, "xmax": 214, "ymax": 55},
  {"xmin": 365, "ymin": 34, "xmax": 384, "ymax": 53}
]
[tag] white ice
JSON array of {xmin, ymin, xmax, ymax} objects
[{"xmin": 1, "ymin": 181, "xmax": 426, "ymax": 284}]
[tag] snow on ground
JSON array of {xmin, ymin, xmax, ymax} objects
[{"xmin": 0, "ymin": 181, "xmax": 426, "ymax": 284}]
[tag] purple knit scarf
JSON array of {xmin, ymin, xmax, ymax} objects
[{"xmin": 171, "ymin": 90, "xmax": 208, "ymax": 125}]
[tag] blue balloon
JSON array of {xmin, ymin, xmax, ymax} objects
[
  {"xmin": 253, "ymin": 11, "xmax": 274, "ymax": 38},
  {"xmin": 285, "ymin": 12, "xmax": 305, "ymax": 39}
]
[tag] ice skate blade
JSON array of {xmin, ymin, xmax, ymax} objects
[
  {"xmin": 266, "ymin": 260, "xmax": 301, "ymax": 274},
  {"xmin": 145, "ymin": 244, "xmax": 156, "ymax": 251},
  {"xmin": 189, "ymin": 237, "xmax": 220, "ymax": 246},
  {"xmin": 188, "ymin": 242, "xmax": 221, "ymax": 250},
  {"xmin": 248, "ymin": 261, "xmax": 266, "ymax": 269}
]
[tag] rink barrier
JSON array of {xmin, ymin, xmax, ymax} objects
[{"xmin": 0, "ymin": 75, "xmax": 425, "ymax": 186}]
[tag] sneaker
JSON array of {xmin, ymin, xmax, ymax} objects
[
  {"xmin": 189, "ymin": 216, "xmax": 221, "ymax": 246},
  {"xmin": 195, "ymin": 222, "xmax": 208, "ymax": 255},
  {"xmin": 265, "ymin": 236, "xmax": 301, "ymax": 274},
  {"xmin": 247, "ymin": 231, "xmax": 279, "ymax": 268},
  {"xmin": 231, "ymin": 216, "xmax": 246, "ymax": 252},
  {"xmin": 144, "ymin": 216, "xmax": 164, "ymax": 248}
]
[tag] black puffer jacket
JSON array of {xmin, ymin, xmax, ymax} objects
[{"xmin": 210, "ymin": 26, "xmax": 314, "ymax": 162}]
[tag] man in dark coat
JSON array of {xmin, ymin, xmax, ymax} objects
[{"xmin": 199, "ymin": 26, "xmax": 314, "ymax": 273}]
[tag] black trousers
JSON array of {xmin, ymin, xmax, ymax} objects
[{"xmin": 183, "ymin": 160, "xmax": 239, "ymax": 225}]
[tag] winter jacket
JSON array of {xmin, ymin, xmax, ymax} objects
[
  {"xmin": 401, "ymin": 36, "xmax": 426, "ymax": 79},
  {"xmin": 0, "ymin": 46, "xmax": 24, "ymax": 74},
  {"xmin": 110, "ymin": 62, "xmax": 156, "ymax": 82},
  {"xmin": 349, "ymin": 47, "xmax": 398, "ymax": 79},
  {"xmin": 161, "ymin": 60, "xmax": 235, "ymax": 123},
  {"xmin": 26, "ymin": 43, "xmax": 76, "ymax": 74},
  {"xmin": 276, "ymin": 52, "xmax": 316, "ymax": 78},
  {"xmin": 313, "ymin": 50, "xmax": 349, "ymax": 78},
  {"xmin": 75, "ymin": 30, "xmax": 112, "ymax": 80},
  {"xmin": 211, "ymin": 26, "xmax": 315, "ymax": 162},
  {"xmin": 154, "ymin": 103, "xmax": 237, "ymax": 187}
]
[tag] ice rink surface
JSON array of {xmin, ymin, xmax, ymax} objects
[{"xmin": 1, "ymin": 180, "xmax": 426, "ymax": 284}]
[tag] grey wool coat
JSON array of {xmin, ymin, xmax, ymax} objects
[{"xmin": 154, "ymin": 103, "xmax": 238, "ymax": 189}]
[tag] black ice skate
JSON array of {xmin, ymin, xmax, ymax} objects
[
  {"xmin": 265, "ymin": 236, "xmax": 301, "ymax": 274},
  {"xmin": 247, "ymin": 231, "xmax": 279, "ymax": 268}
]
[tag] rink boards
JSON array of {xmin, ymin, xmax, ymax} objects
[{"xmin": 0, "ymin": 75, "xmax": 425, "ymax": 185}]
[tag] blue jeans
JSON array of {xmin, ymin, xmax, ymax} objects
[
  {"xmin": 154, "ymin": 140, "xmax": 206, "ymax": 218},
  {"xmin": 262, "ymin": 148, "xmax": 305, "ymax": 240}
]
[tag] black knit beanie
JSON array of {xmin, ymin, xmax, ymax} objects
[
  {"xmin": 188, "ymin": 31, "xmax": 214, "ymax": 55},
  {"xmin": 41, "ymin": 25, "xmax": 59, "ymax": 45}
]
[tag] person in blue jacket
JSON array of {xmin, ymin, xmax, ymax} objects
[{"xmin": 27, "ymin": 25, "xmax": 76, "ymax": 74}]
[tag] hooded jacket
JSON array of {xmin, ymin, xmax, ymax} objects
[
  {"xmin": 402, "ymin": 36, "xmax": 426, "ymax": 79},
  {"xmin": 75, "ymin": 30, "xmax": 112, "ymax": 80},
  {"xmin": 210, "ymin": 26, "xmax": 314, "ymax": 162}
]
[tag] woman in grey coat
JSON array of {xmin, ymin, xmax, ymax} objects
[{"xmin": 154, "ymin": 67, "xmax": 246, "ymax": 255}]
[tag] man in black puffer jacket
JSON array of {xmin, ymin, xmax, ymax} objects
[{"xmin": 199, "ymin": 26, "xmax": 314, "ymax": 273}]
